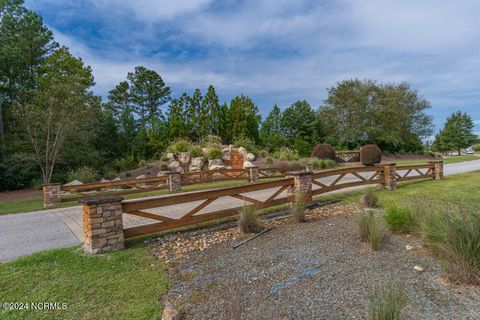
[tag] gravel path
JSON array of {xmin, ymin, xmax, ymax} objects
[{"xmin": 162, "ymin": 206, "xmax": 480, "ymax": 319}]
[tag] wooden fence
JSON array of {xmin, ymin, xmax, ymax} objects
[{"xmin": 118, "ymin": 162, "xmax": 440, "ymax": 239}]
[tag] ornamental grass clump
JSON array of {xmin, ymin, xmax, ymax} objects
[
  {"xmin": 292, "ymin": 192, "xmax": 307, "ymax": 223},
  {"xmin": 358, "ymin": 210, "xmax": 385, "ymax": 250},
  {"xmin": 238, "ymin": 205, "xmax": 261, "ymax": 234},
  {"xmin": 384, "ymin": 205, "xmax": 417, "ymax": 233},
  {"xmin": 360, "ymin": 188, "xmax": 378, "ymax": 208},
  {"xmin": 418, "ymin": 202, "xmax": 480, "ymax": 285},
  {"xmin": 368, "ymin": 281, "xmax": 406, "ymax": 320}
]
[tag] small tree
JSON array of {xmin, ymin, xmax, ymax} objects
[{"xmin": 434, "ymin": 111, "xmax": 477, "ymax": 155}]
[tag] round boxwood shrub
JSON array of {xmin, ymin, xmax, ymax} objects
[
  {"xmin": 311, "ymin": 143, "xmax": 336, "ymax": 160},
  {"xmin": 360, "ymin": 144, "xmax": 382, "ymax": 166}
]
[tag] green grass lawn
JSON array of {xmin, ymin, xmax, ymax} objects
[
  {"xmin": 0, "ymin": 245, "xmax": 167, "ymax": 320},
  {"xmin": 0, "ymin": 179, "xmax": 262, "ymax": 215},
  {"xmin": 394, "ymin": 155, "xmax": 478, "ymax": 166},
  {"xmin": 324, "ymin": 170, "xmax": 480, "ymax": 207}
]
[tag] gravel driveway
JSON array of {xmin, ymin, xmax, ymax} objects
[{"xmin": 162, "ymin": 206, "xmax": 480, "ymax": 319}]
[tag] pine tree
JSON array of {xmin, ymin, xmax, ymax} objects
[
  {"xmin": 217, "ymin": 103, "xmax": 232, "ymax": 144},
  {"xmin": 167, "ymin": 93, "xmax": 188, "ymax": 139},
  {"xmin": 229, "ymin": 94, "xmax": 260, "ymax": 141},
  {"xmin": 185, "ymin": 88, "xmax": 203, "ymax": 141},
  {"xmin": 434, "ymin": 111, "xmax": 477, "ymax": 155},
  {"xmin": 202, "ymin": 85, "xmax": 221, "ymax": 136}
]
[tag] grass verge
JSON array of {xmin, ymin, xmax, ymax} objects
[
  {"xmin": 394, "ymin": 155, "xmax": 478, "ymax": 166},
  {"xmin": 0, "ymin": 245, "xmax": 167, "ymax": 320}
]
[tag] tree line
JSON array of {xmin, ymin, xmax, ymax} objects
[{"xmin": 0, "ymin": 0, "xmax": 476, "ymax": 190}]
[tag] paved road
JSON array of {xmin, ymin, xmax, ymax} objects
[{"xmin": 2, "ymin": 158, "xmax": 480, "ymax": 262}]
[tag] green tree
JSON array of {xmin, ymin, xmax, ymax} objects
[
  {"xmin": 260, "ymin": 104, "xmax": 284, "ymax": 150},
  {"xmin": 434, "ymin": 111, "xmax": 477, "ymax": 155},
  {"xmin": 281, "ymin": 100, "xmax": 315, "ymax": 137},
  {"xmin": 203, "ymin": 85, "xmax": 221, "ymax": 136},
  {"xmin": 15, "ymin": 47, "xmax": 96, "ymax": 183},
  {"xmin": 185, "ymin": 88, "xmax": 203, "ymax": 141},
  {"xmin": 167, "ymin": 93, "xmax": 188, "ymax": 139},
  {"xmin": 229, "ymin": 95, "xmax": 260, "ymax": 142},
  {"xmin": 217, "ymin": 102, "xmax": 232, "ymax": 144},
  {"xmin": 127, "ymin": 66, "xmax": 171, "ymax": 126}
]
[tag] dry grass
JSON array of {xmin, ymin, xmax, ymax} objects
[
  {"xmin": 361, "ymin": 188, "xmax": 379, "ymax": 208},
  {"xmin": 358, "ymin": 210, "xmax": 386, "ymax": 250}
]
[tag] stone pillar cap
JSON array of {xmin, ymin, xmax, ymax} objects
[{"xmin": 79, "ymin": 195, "xmax": 124, "ymax": 205}]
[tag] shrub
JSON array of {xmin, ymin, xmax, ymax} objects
[
  {"xmin": 324, "ymin": 159, "xmax": 337, "ymax": 168},
  {"xmin": 369, "ymin": 282, "xmax": 406, "ymax": 320},
  {"xmin": 311, "ymin": 143, "xmax": 336, "ymax": 160},
  {"xmin": 160, "ymin": 163, "xmax": 169, "ymax": 171},
  {"xmin": 360, "ymin": 144, "xmax": 382, "ymax": 166},
  {"xmin": 361, "ymin": 188, "xmax": 378, "ymax": 208},
  {"xmin": 358, "ymin": 211, "xmax": 385, "ymax": 250},
  {"xmin": 313, "ymin": 159, "xmax": 326, "ymax": 169},
  {"xmin": 238, "ymin": 205, "xmax": 261, "ymax": 233},
  {"xmin": 259, "ymin": 149, "xmax": 269, "ymax": 158},
  {"xmin": 190, "ymin": 147, "xmax": 204, "ymax": 158},
  {"xmin": 205, "ymin": 148, "xmax": 223, "ymax": 160},
  {"xmin": 138, "ymin": 159, "xmax": 147, "ymax": 167},
  {"xmin": 67, "ymin": 166, "xmax": 98, "ymax": 183},
  {"xmin": 419, "ymin": 203, "xmax": 480, "ymax": 285},
  {"xmin": 234, "ymin": 138, "xmax": 259, "ymax": 156},
  {"xmin": 272, "ymin": 147, "xmax": 299, "ymax": 161},
  {"xmin": 292, "ymin": 192, "xmax": 307, "ymax": 223},
  {"xmin": 384, "ymin": 206, "xmax": 416, "ymax": 232},
  {"xmin": 112, "ymin": 156, "xmax": 137, "ymax": 172},
  {"xmin": 472, "ymin": 144, "xmax": 480, "ymax": 152},
  {"xmin": 265, "ymin": 157, "xmax": 274, "ymax": 166},
  {"xmin": 167, "ymin": 139, "xmax": 192, "ymax": 153}
]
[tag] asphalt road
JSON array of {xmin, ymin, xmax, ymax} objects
[{"xmin": 2, "ymin": 158, "xmax": 480, "ymax": 263}]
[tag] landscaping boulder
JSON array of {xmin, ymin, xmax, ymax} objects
[
  {"xmin": 100, "ymin": 178, "xmax": 110, "ymax": 183},
  {"xmin": 157, "ymin": 171, "xmax": 170, "ymax": 177},
  {"xmin": 166, "ymin": 153, "xmax": 175, "ymax": 160},
  {"xmin": 243, "ymin": 160, "xmax": 256, "ymax": 168},
  {"xmin": 136, "ymin": 175, "xmax": 146, "ymax": 180},
  {"xmin": 208, "ymin": 159, "xmax": 226, "ymax": 170},
  {"xmin": 111, "ymin": 177, "xmax": 123, "ymax": 190},
  {"xmin": 238, "ymin": 147, "xmax": 248, "ymax": 158},
  {"xmin": 178, "ymin": 152, "xmax": 191, "ymax": 165},
  {"xmin": 64, "ymin": 179, "xmax": 83, "ymax": 186},
  {"xmin": 189, "ymin": 157, "xmax": 205, "ymax": 172},
  {"xmin": 246, "ymin": 152, "xmax": 256, "ymax": 161},
  {"xmin": 222, "ymin": 148, "xmax": 231, "ymax": 160},
  {"xmin": 168, "ymin": 160, "xmax": 182, "ymax": 173}
]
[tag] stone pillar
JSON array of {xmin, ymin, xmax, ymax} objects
[
  {"xmin": 42, "ymin": 183, "xmax": 62, "ymax": 208},
  {"xmin": 429, "ymin": 160, "xmax": 444, "ymax": 180},
  {"xmin": 248, "ymin": 166, "xmax": 259, "ymax": 183},
  {"xmin": 80, "ymin": 195, "xmax": 124, "ymax": 254},
  {"xmin": 383, "ymin": 163, "xmax": 397, "ymax": 191},
  {"xmin": 168, "ymin": 172, "xmax": 182, "ymax": 192},
  {"xmin": 287, "ymin": 172, "xmax": 313, "ymax": 204},
  {"xmin": 305, "ymin": 164, "xmax": 313, "ymax": 172}
]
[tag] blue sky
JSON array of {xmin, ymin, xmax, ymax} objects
[{"xmin": 25, "ymin": 0, "xmax": 480, "ymax": 135}]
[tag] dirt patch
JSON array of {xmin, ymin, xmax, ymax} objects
[
  {"xmin": 0, "ymin": 189, "xmax": 41, "ymax": 202},
  {"xmin": 153, "ymin": 204, "xmax": 480, "ymax": 319}
]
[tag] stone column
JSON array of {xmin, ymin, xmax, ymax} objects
[
  {"xmin": 287, "ymin": 172, "xmax": 313, "ymax": 204},
  {"xmin": 383, "ymin": 163, "xmax": 397, "ymax": 191},
  {"xmin": 168, "ymin": 172, "xmax": 182, "ymax": 192},
  {"xmin": 248, "ymin": 166, "xmax": 259, "ymax": 183},
  {"xmin": 305, "ymin": 164, "xmax": 313, "ymax": 172},
  {"xmin": 80, "ymin": 195, "xmax": 124, "ymax": 254},
  {"xmin": 42, "ymin": 183, "xmax": 62, "ymax": 208},
  {"xmin": 429, "ymin": 160, "xmax": 444, "ymax": 180}
]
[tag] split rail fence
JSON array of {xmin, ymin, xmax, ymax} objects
[{"xmin": 79, "ymin": 161, "xmax": 443, "ymax": 253}]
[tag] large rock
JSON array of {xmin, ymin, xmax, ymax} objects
[
  {"xmin": 238, "ymin": 147, "xmax": 248, "ymax": 158},
  {"xmin": 189, "ymin": 157, "xmax": 205, "ymax": 172},
  {"xmin": 246, "ymin": 152, "xmax": 256, "ymax": 161},
  {"xmin": 64, "ymin": 179, "xmax": 83, "ymax": 186},
  {"xmin": 100, "ymin": 178, "xmax": 111, "ymax": 183},
  {"xmin": 157, "ymin": 171, "xmax": 170, "ymax": 177},
  {"xmin": 222, "ymin": 148, "xmax": 231, "ymax": 160},
  {"xmin": 243, "ymin": 160, "xmax": 256, "ymax": 168},
  {"xmin": 208, "ymin": 159, "xmax": 227, "ymax": 170},
  {"xmin": 168, "ymin": 160, "xmax": 183, "ymax": 173},
  {"xmin": 111, "ymin": 177, "xmax": 123, "ymax": 190},
  {"xmin": 136, "ymin": 175, "xmax": 146, "ymax": 180},
  {"xmin": 166, "ymin": 153, "xmax": 175, "ymax": 160},
  {"xmin": 178, "ymin": 152, "xmax": 190, "ymax": 165}
]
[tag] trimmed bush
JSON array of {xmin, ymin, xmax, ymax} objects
[
  {"xmin": 67, "ymin": 166, "xmax": 98, "ymax": 183},
  {"xmin": 205, "ymin": 148, "xmax": 223, "ymax": 160},
  {"xmin": 361, "ymin": 188, "xmax": 378, "ymax": 208},
  {"xmin": 311, "ymin": 143, "xmax": 336, "ymax": 160},
  {"xmin": 360, "ymin": 144, "xmax": 382, "ymax": 166},
  {"xmin": 384, "ymin": 206, "xmax": 416, "ymax": 232},
  {"xmin": 238, "ymin": 205, "xmax": 261, "ymax": 233},
  {"xmin": 369, "ymin": 282, "xmax": 406, "ymax": 320},
  {"xmin": 419, "ymin": 203, "xmax": 480, "ymax": 285}
]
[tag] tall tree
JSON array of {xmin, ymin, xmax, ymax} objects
[
  {"xmin": 229, "ymin": 95, "xmax": 260, "ymax": 142},
  {"xmin": 127, "ymin": 66, "xmax": 171, "ymax": 126},
  {"xmin": 15, "ymin": 47, "xmax": 96, "ymax": 183},
  {"xmin": 217, "ymin": 102, "xmax": 232, "ymax": 144},
  {"xmin": 260, "ymin": 104, "xmax": 282, "ymax": 136},
  {"xmin": 281, "ymin": 100, "xmax": 315, "ymax": 137},
  {"xmin": 434, "ymin": 111, "xmax": 477, "ymax": 155},
  {"xmin": 167, "ymin": 93, "xmax": 189, "ymax": 139},
  {"xmin": 202, "ymin": 85, "xmax": 221, "ymax": 136},
  {"xmin": 185, "ymin": 88, "xmax": 203, "ymax": 141},
  {"xmin": 0, "ymin": 0, "xmax": 56, "ymax": 159}
]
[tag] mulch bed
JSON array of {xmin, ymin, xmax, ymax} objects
[{"xmin": 151, "ymin": 203, "xmax": 480, "ymax": 320}]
